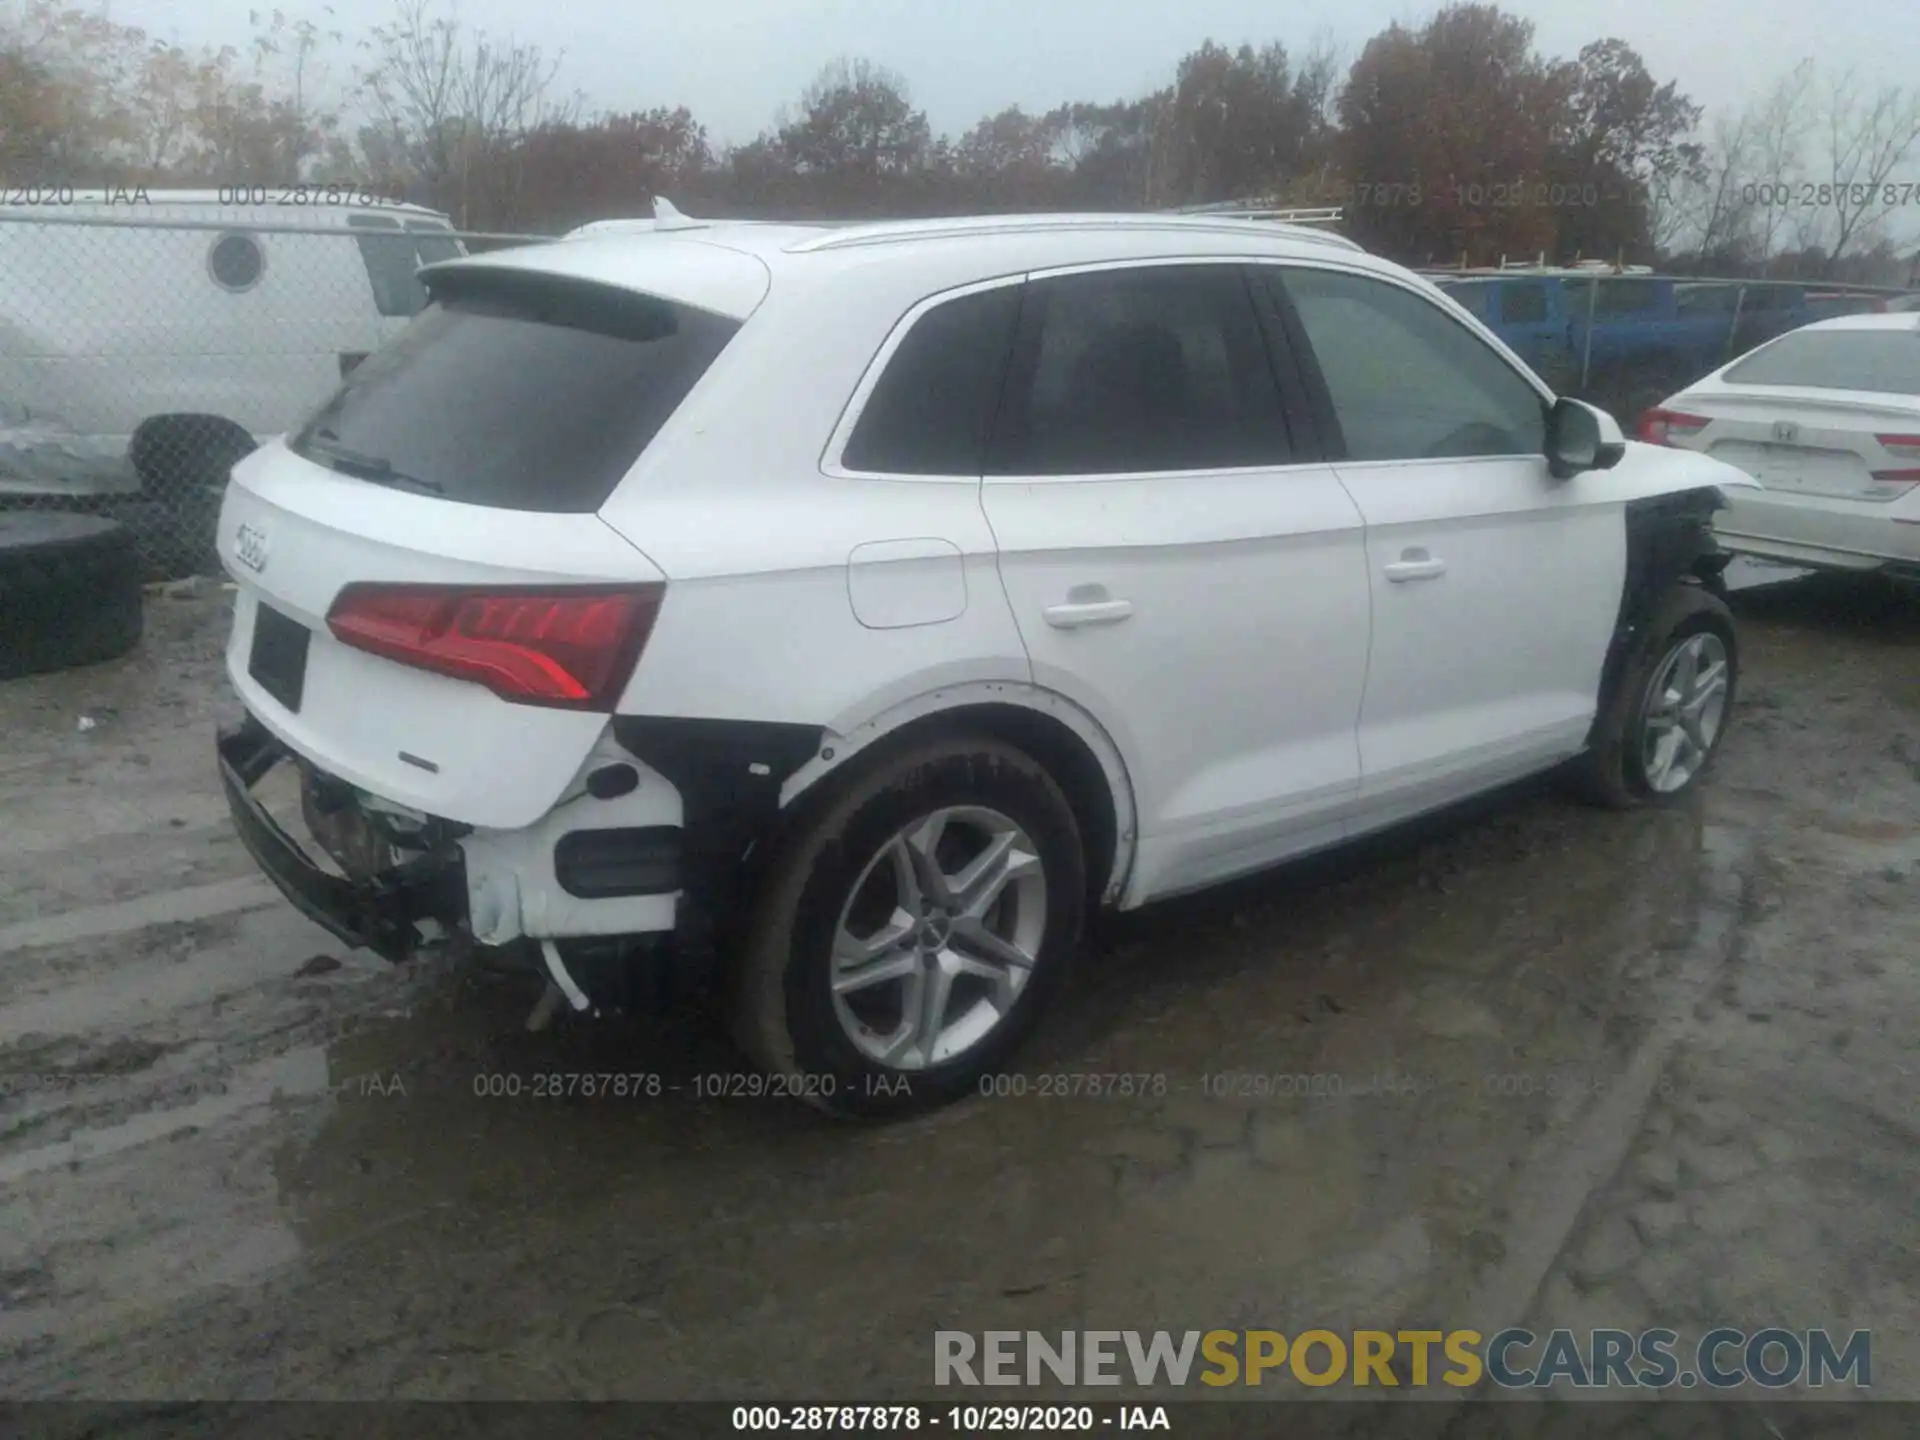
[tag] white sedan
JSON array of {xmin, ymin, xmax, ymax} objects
[{"xmin": 1639, "ymin": 313, "xmax": 1920, "ymax": 579}]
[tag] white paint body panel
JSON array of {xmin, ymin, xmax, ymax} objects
[
  {"xmin": 1333, "ymin": 455, "xmax": 1624, "ymax": 820},
  {"xmin": 982, "ymin": 465, "xmax": 1371, "ymax": 903}
]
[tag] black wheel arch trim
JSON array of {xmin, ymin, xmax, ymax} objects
[
  {"xmin": 1588, "ymin": 486, "xmax": 1735, "ymax": 747},
  {"xmin": 216, "ymin": 714, "xmax": 467, "ymax": 962},
  {"xmin": 610, "ymin": 716, "xmax": 825, "ymax": 963}
]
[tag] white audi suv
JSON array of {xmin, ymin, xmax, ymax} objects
[{"xmin": 216, "ymin": 210, "xmax": 1758, "ymax": 1114}]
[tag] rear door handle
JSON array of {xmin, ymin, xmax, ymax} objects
[
  {"xmin": 1043, "ymin": 599, "xmax": 1134, "ymax": 629},
  {"xmin": 1383, "ymin": 551, "xmax": 1447, "ymax": 583}
]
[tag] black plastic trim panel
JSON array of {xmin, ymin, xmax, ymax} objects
[
  {"xmin": 1588, "ymin": 487, "xmax": 1733, "ymax": 744},
  {"xmin": 217, "ymin": 715, "xmax": 465, "ymax": 962},
  {"xmin": 609, "ymin": 717, "xmax": 824, "ymax": 958},
  {"xmin": 553, "ymin": 826, "xmax": 684, "ymax": 898}
]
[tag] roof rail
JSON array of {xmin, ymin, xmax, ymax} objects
[
  {"xmin": 1171, "ymin": 201, "xmax": 1346, "ymax": 227},
  {"xmin": 789, "ymin": 212, "xmax": 1363, "ymax": 254}
]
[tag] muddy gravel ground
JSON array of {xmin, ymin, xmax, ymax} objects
[{"xmin": 0, "ymin": 566, "xmax": 1915, "ymax": 1428}]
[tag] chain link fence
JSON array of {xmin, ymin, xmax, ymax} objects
[{"xmin": 0, "ymin": 209, "xmax": 548, "ymax": 581}]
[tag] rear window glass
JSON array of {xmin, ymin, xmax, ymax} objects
[
  {"xmin": 1723, "ymin": 329, "xmax": 1920, "ymax": 394},
  {"xmin": 291, "ymin": 272, "xmax": 741, "ymax": 512}
]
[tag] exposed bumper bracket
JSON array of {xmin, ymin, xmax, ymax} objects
[
  {"xmin": 539, "ymin": 939, "xmax": 594, "ymax": 1014},
  {"xmin": 216, "ymin": 716, "xmax": 465, "ymax": 962}
]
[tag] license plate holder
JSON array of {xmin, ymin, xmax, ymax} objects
[{"xmin": 248, "ymin": 603, "xmax": 310, "ymax": 714}]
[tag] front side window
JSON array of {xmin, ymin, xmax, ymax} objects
[
  {"xmin": 1271, "ymin": 267, "xmax": 1546, "ymax": 462},
  {"xmin": 990, "ymin": 265, "xmax": 1290, "ymax": 475},
  {"xmin": 841, "ymin": 284, "xmax": 1021, "ymax": 475}
]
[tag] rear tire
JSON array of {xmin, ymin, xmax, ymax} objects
[
  {"xmin": 0, "ymin": 512, "xmax": 143, "ymax": 680},
  {"xmin": 1570, "ymin": 584, "xmax": 1737, "ymax": 809},
  {"xmin": 731, "ymin": 736, "xmax": 1085, "ymax": 1119}
]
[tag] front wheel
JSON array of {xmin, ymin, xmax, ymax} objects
[
  {"xmin": 1571, "ymin": 585, "xmax": 1738, "ymax": 808},
  {"xmin": 730, "ymin": 736, "xmax": 1086, "ymax": 1118}
]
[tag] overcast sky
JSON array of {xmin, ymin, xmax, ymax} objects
[{"xmin": 106, "ymin": 0, "xmax": 1917, "ymax": 147}]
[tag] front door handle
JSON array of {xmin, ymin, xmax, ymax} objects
[
  {"xmin": 1383, "ymin": 549, "xmax": 1447, "ymax": 583},
  {"xmin": 1043, "ymin": 599, "xmax": 1134, "ymax": 629}
]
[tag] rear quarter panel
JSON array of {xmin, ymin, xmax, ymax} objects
[{"xmin": 600, "ymin": 268, "xmax": 1034, "ymax": 736}]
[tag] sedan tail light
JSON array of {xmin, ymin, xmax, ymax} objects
[
  {"xmin": 1872, "ymin": 433, "xmax": 1920, "ymax": 482},
  {"xmin": 1637, "ymin": 408, "xmax": 1710, "ymax": 446},
  {"xmin": 327, "ymin": 583, "xmax": 665, "ymax": 710}
]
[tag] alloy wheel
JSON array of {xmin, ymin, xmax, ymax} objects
[
  {"xmin": 828, "ymin": 805, "xmax": 1048, "ymax": 1070},
  {"xmin": 1640, "ymin": 631, "xmax": 1730, "ymax": 793}
]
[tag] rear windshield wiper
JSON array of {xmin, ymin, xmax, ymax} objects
[{"xmin": 301, "ymin": 433, "xmax": 444, "ymax": 495}]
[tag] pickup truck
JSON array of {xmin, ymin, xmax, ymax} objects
[{"xmin": 1431, "ymin": 273, "xmax": 1810, "ymax": 389}]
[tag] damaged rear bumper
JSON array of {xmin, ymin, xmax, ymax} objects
[{"xmin": 217, "ymin": 715, "xmax": 466, "ymax": 962}]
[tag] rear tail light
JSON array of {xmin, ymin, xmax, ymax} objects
[
  {"xmin": 1637, "ymin": 408, "xmax": 1710, "ymax": 446},
  {"xmin": 326, "ymin": 583, "xmax": 665, "ymax": 710},
  {"xmin": 1872, "ymin": 433, "xmax": 1920, "ymax": 482}
]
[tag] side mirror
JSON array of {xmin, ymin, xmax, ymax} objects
[{"xmin": 1546, "ymin": 397, "xmax": 1627, "ymax": 480}]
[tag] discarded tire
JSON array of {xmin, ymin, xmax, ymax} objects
[{"xmin": 0, "ymin": 512, "xmax": 144, "ymax": 680}]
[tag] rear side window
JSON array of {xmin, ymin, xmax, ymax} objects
[
  {"xmin": 990, "ymin": 265, "xmax": 1290, "ymax": 475},
  {"xmin": 1580, "ymin": 279, "xmax": 1660, "ymax": 316},
  {"xmin": 841, "ymin": 285, "xmax": 1020, "ymax": 475},
  {"xmin": 1723, "ymin": 330, "xmax": 1920, "ymax": 394},
  {"xmin": 407, "ymin": 220, "xmax": 462, "ymax": 267},
  {"xmin": 1677, "ymin": 284, "xmax": 1739, "ymax": 315},
  {"xmin": 1500, "ymin": 283, "xmax": 1548, "ymax": 324},
  {"xmin": 291, "ymin": 272, "xmax": 741, "ymax": 512},
  {"xmin": 349, "ymin": 215, "xmax": 465, "ymax": 317},
  {"xmin": 1273, "ymin": 267, "xmax": 1545, "ymax": 462},
  {"xmin": 348, "ymin": 215, "xmax": 422, "ymax": 316}
]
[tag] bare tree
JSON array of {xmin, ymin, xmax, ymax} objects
[
  {"xmin": 1746, "ymin": 61, "xmax": 1814, "ymax": 262},
  {"xmin": 248, "ymin": 9, "xmax": 348, "ymax": 179},
  {"xmin": 1668, "ymin": 110, "xmax": 1759, "ymax": 264},
  {"xmin": 1816, "ymin": 70, "xmax": 1920, "ymax": 273},
  {"xmin": 358, "ymin": 0, "xmax": 572, "ymax": 221}
]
